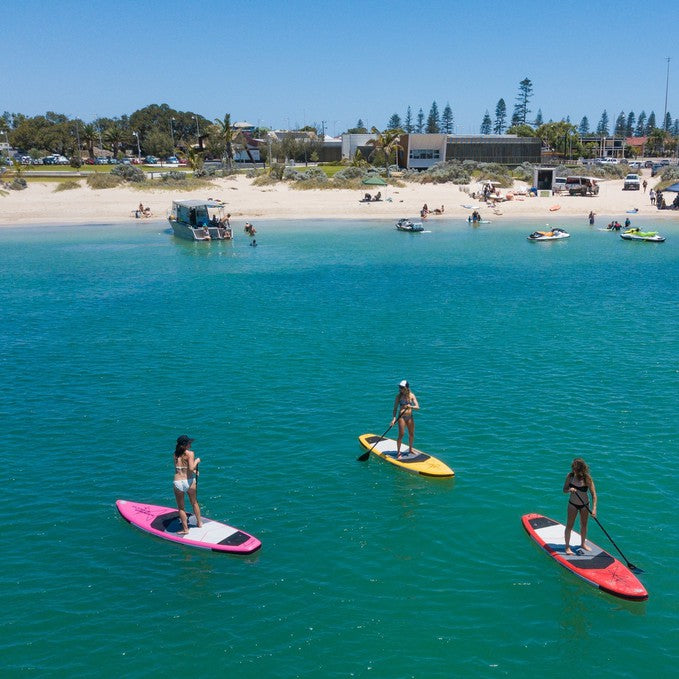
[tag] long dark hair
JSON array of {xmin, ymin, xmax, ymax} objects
[{"xmin": 174, "ymin": 442, "xmax": 189, "ymax": 460}]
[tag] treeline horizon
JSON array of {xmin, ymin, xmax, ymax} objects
[{"xmin": 2, "ymin": 77, "xmax": 678, "ymax": 159}]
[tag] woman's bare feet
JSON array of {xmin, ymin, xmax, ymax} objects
[
  {"xmin": 177, "ymin": 530, "xmax": 189, "ymax": 536},
  {"xmin": 580, "ymin": 543, "xmax": 591, "ymax": 551},
  {"xmin": 565, "ymin": 547, "xmax": 574, "ymax": 555}
]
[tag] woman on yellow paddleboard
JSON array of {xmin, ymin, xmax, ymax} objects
[{"xmin": 391, "ymin": 380, "xmax": 420, "ymax": 459}]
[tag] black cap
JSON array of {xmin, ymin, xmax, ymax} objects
[{"xmin": 176, "ymin": 435, "xmax": 194, "ymax": 446}]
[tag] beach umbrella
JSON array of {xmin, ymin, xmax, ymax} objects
[
  {"xmin": 362, "ymin": 175, "xmax": 387, "ymax": 186},
  {"xmin": 663, "ymin": 182, "xmax": 679, "ymax": 192}
]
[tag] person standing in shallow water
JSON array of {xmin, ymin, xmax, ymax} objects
[
  {"xmin": 563, "ymin": 458, "xmax": 597, "ymax": 555},
  {"xmin": 391, "ymin": 380, "xmax": 419, "ymax": 458},
  {"xmin": 173, "ymin": 435, "xmax": 202, "ymax": 535}
]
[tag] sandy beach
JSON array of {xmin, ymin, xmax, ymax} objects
[{"xmin": 0, "ymin": 170, "xmax": 675, "ymax": 228}]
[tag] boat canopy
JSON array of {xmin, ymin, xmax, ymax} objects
[{"xmin": 171, "ymin": 199, "xmax": 224, "ymax": 209}]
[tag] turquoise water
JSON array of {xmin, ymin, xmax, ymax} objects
[{"xmin": 1, "ymin": 218, "xmax": 677, "ymax": 678}]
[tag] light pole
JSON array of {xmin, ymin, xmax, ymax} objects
[
  {"xmin": 132, "ymin": 131, "xmax": 141, "ymax": 160},
  {"xmin": 663, "ymin": 57, "xmax": 671, "ymax": 131},
  {"xmin": 170, "ymin": 118, "xmax": 176, "ymax": 149},
  {"xmin": 74, "ymin": 121, "xmax": 81, "ymax": 163}
]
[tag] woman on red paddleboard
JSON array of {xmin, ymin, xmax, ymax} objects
[
  {"xmin": 391, "ymin": 380, "xmax": 420, "ymax": 459},
  {"xmin": 173, "ymin": 435, "xmax": 203, "ymax": 535},
  {"xmin": 563, "ymin": 458, "xmax": 597, "ymax": 555}
]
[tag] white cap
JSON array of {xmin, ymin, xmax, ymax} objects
[{"xmin": 399, "ymin": 380, "xmax": 408, "ymax": 387}]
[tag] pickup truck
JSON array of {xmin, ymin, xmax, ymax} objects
[{"xmin": 623, "ymin": 174, "xmax": 641, "ymax": 190}]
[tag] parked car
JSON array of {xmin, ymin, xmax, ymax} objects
[
  {"xmin": 120, "ymin": 158, "xmax": 132, "ymax": 165},
  {"xmin": 644, "ymin": 160, "xmax": 654, "ymax": 168},
  {"xmin": 552, "ymin": 177, "xmax": 567, "ymax": 193},
  {"xmin": 144, "ymin": 155, "xmax": 159, "ymax": 164},
  {"xmin": 660, "ymin": 159, "xmax": 670, "ymax": 166},
  {"xmin": 651, "ymin": 163, "xmax": 663, "ymax": 177},
  {"xmin": 131, "ymin": 157, "xmax": 143, "ymax": 164},
  {"xmin": 166, "ymin": 156, "xmax": 179, "ymax": 164},
  {"xmin": 566, "ymin": 176, "xmax": 600, "ymax": 196},
  {"xmin": 94, "ymin": 157, "xmax": 109, "ymax": 164},
  {"xmin": 108, "ymin": 157, "xmax": 119, "ymax": 164},
  {"xmin": 623, "ymin": 174, "xmax": 641, "ymax": 190},
  {"xmin": 627, "ymin": 161, "xmax": 642, "ymax": 170},
  {"xmin": 31, "ymin": 157, "xmax": 44, "ymax": 165}
]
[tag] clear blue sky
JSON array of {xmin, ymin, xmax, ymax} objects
[{"xmin": 2, "ymin": 0, "xmax": 676, "ymax": 133}]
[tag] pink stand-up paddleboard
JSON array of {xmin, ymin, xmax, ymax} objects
[{"xmin": 116, "ymin": 500, "xmax": 261, "ymax": 554}]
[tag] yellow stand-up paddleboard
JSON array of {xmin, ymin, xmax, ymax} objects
[{"xmin": 358, "ymin": 434, "xmax": 454, "ymax": 478}]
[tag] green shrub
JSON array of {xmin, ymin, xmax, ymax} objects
[
  {"xmin": 9, "ymin": 178, "xmax": 27, "ymax": 190},
  {"xmin": 411, "ymin": 160, "xmax": 471, "ymax": 184},
  {"xmin": 111, "ymin": 164, "xmax": 146, "ymax": 183},
  {"xmin": 54, "ymin": 180, "xmax": 81, "ymax": 192},
  {"xmin": 159, "ymin": 171, "xmax": 187, "ymax": 182},
  {"xmin": 334, "ymin": 166, "xmax": 365, "ymax": 180},
  {"xmin": 86, "ymin": 173, "xmax": 123, "ymax": 189}
]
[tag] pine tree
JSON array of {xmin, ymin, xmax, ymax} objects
[
  {"xmin": 626, "ymin": 111, "xmax": 636, "ymax": 137},
  {"xmin": 614, "ymin": 111, "xmax": 626, "ymax": 137},
  {"xmin": 534, "ymin": 109, "xmax": 543, "ymax": 127},
  {"xmin": 426, "ymin": 101, "xmax": 440, "ymax": 133},
  {"xmin": 441, "ymin": 103, "xmax": 454, "ymax": 134},
  {"xmin": 664, "ymin": 111, "xmax": 672, "ymax": 131},
  {"xmin": 646, "ymin": 111, "xmax": 656, "ymax": 132},
  {"xmin": 673, "ymin": 118, "xmax": 679, "ymax": 136},
  {"xmin": 578, "ymin": 117, "xmax": 590, "ymax": 135},
  {"xmin": 387, "ymin": 113, "xmax": 402, "ymax": 130},
  {"xmin": 480, "ymin": 111, "xmax": 492, "ymax": 134},
  {"xmin": 513, "ymin": 77, "xmax": 533, "ymax": 125},
  {"xmin": 596, "ymin": 110, "xmax": 609, "ymax": 136},
  {"xmin": 635, "ymin": 111, "xmax": 646, "ymax": 136},
  {"xmin": 416, "ymin": 108, "xmax": 424, "ymax": 133},
  {"xmin": 493, "ymin": 99, "xmax": 507, "ymax": 134},
  {"xmin": 404, "ymin": 106, "xmax": 413, "ymax": 133}
]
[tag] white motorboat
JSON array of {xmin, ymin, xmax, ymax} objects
[{"xmin": 168, "ymin": 200, "xmax": 233, "ymax": 241}]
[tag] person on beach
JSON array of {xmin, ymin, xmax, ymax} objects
[
  {"xmin": 391, "ymin": 380, "xmax": 419, "ymax": 459},
  {"xmin": 649, "ymin": 189, "xmax": 655, "ymax": 205},
  {"xmin": 588, "ymin": 211, "xmax": 595, "ymax": 225},
  {"xmin": 642, "ymin": 179, "xmax": 648, "ymax": 193},
  {"xmin": 563, "ymin": 457, "xmax": 597, "ymax": 555},
  {"xmin": 173, "ymin": 435, "xmax": 202, "ymax": 535}
]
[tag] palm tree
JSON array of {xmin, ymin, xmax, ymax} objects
[
  {"xmin": 81, "ymin": 123, "xmax": 97, "ymax": 159},
  {"xmin": 214, "ymin": 113, "xmax": 236, "ymax": 168},
  {"xmin": 186, "ymin": 147, "xmax": 204, "ymax": 173},
  {"xmin": 366, "ymin": 127, "xmax": 402, "ymax": 176},
  {"xmin": 104, "ymin": 125, "xmax": 125, "ymax": 159}
]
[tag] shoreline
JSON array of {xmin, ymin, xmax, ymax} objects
[{"xmin": 1, "ymin": 171, "xmax": 677, "ymax": 228}]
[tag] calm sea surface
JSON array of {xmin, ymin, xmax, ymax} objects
[{"xmin": 1, "ymin": 217, "xmax": 677, "ymax": 678}]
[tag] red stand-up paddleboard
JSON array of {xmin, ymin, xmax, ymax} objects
[
  {"xmin": 116, "ymin": 500, "xmax": 261, "ymax": 554},
  {"xmin": 522, "ymin": 513, "xmax": 647, "ymax": 601}
]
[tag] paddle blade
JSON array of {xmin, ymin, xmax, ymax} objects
[{"xmin": 357, "ymin": 450, "xmax": 371, "ymax": 462}]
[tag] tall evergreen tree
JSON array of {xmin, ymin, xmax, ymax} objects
[
  {"xmin": 404, "ymin": 106, "xmax": 413, "ymax": 133},
  {"xmin": 416, "ymin": 108, "xmax": 424, "ymax": 133},
  {"xmin": 646, "ymin": 111, "xmax": 656, "ymax": 132},
  {"xmin": 480, "ymin": 111, "xmax": 492, "ymax": 134},
  {"xmin": 578, "ymin": 116, "xmax": 590, "ymax": 135},
  {"xmin": 664, "ymin": 111, "xmax": 672, "ymax": 131},
  {"xmin": 534, "ymin": 109, "xmax": 543, "ymax": 127},
  {"xmin": 426, "ymin": 101, "xmax": 440, "ymax": 133},
  {"xmin": 635, "ymin": 111, "xmax": 647, "ymax": 136},
  {"xmin": 673, "ymin": 118, "xmax": 679, "ymax": 136},
  {"xmin": 596, "ymin": 110, "xmax": 609, "ymax": 136},
  {"xmin": 625, "ymin": 111, "xmax": 636, "ymax": 137},
  {"xmin": 493, "ymin": 98, "xmax": 507, "ymax": 134},
  {"xmin": 441, "ymin": 103, "xmax": 454, "ymax": 134},
  {"xmin": 513, "ymin": 77, "xmax": 533, "ymax": 126},
  {"xmin": 387, "ymin": 113, "xmax": 402, "ymax": 130},
  {"xmin": 614, "ymin": 111, "xmax": 626, "ymax": 137}
]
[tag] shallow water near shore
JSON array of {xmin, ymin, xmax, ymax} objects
[{"xmin": 1, "ymin": 218, "xmax": 677, "ymax": 678}]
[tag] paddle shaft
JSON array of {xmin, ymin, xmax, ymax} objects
[
  {"xmin": 357, "ymin": 409, "xmax": 405, "ymax": 462},
  {"xmin": 585, "ymin": 506, "xmax": 641, "ymax": 573}
]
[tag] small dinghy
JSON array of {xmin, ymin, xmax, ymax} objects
[{"xmin": 396, "ymin": 218, "xmax": 424, "ymax": 232}]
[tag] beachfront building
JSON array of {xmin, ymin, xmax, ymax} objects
[
  {"xmin": 580, "ymin": 136, "xmax": 626, "ymax": 159},
  {"xmin": 339, "ymin": 132, "xmax": 541, "ymax": 168}
]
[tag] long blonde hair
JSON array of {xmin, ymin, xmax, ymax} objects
[{"xmin": 571, "ymin": 457, "xmax": 592, "ymax": 486}]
